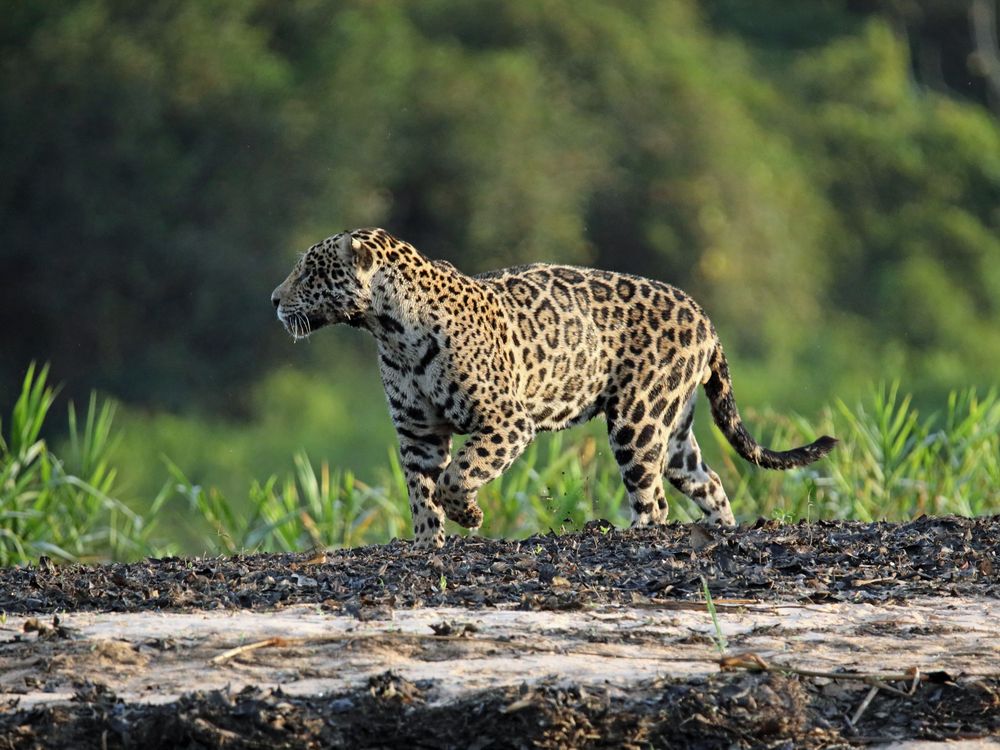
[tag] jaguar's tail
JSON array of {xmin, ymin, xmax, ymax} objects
[{"xmin": 702, "ymin": 341, "xmax": 836, "ymax": 470}]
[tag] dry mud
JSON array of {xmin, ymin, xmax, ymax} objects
[{"xmin": 1, "ymin": 516, "xmax": 998, "ymax": 749}]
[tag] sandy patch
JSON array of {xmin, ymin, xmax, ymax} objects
[{"xmin": 2, "ymin": 596, "xmax": 996, "ymax": 709}]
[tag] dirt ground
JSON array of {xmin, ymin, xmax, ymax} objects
[{"xmin": 1, "ymin": 516, "xmax": 998, "ymax": 749}]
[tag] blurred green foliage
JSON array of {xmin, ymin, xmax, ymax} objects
[
  {"xmin": 108, "ymin": 353, "xmax": 396, "ymax": 504},
  {"xmin": 2, "ymin": 1, "xmax": 998, "ymax": 516}
]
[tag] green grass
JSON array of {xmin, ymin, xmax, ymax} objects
[
  {"xmin": 715, "ymin": 382, "xmax": 1000, "ymax": 523},
  {"xmin": 0, "ymin": 364, "xmax": 168, "ymax": 565},
  {"xmin": 165, "ymin": 451, "xmax": 409, "ymax": 554},
  {"xmin": 2, "ymin": 365, "xmax": 998, "ymax": 566},
  {"xmin": 701, "ymin": 576, "xmax": 729, "ymax": 656}
]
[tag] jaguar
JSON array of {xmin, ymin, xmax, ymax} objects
[{"xmin": 271, "ymin": 228, "xmax": 835, "ymax": 548}]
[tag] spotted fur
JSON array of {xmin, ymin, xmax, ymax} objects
[{"xmin": 271, "ymin": 228, "xmax": 836, "ymax": 548}]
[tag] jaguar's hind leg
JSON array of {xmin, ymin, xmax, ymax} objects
[{"xmin": 664, "ymin": 394, "xmax": 736, "ymax": 526}]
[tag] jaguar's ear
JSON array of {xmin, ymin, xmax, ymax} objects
[{"xmin": 338, "ymin": 232, "xmax": 373, "ymax": 271}]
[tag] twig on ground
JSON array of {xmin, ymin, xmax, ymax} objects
[
  {"xmin": 208, "ymin": 630, "xmax": 505, "ymax": 665},
  {"xmin": 849, "ymin": 685, "xmax": 880, "ymax": 726},
  {"xmin": 209, "ymin": 637, "xmax": 288, "ymax": 665},
  {"xmin": 719, "ymin": 652, "xmax": 949, "ymax": 688}
]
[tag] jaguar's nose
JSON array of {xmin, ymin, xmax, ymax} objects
[{"xmin": 271, "ymin": 291, "xmax": 281, "ymax": 309}]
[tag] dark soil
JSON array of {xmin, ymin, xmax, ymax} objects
[
  {"xmin": 2, "ymin": 516, "xmax": 999, "ymax": 749},
  {"xmin": 3, "ymin": 669, "xmax": 998, "ymax": 749},
  {"xmin": 1, "ymin": 516, "xmax": 997, "ymax": 615}
]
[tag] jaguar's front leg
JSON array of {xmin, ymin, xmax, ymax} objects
[
  {"xmin": 436, "ymin": 408, "xmax": 535, "ymax": 530},
  {"xmin": 396, "ymin": 428, "xmax": 452, "ymax": 548}
]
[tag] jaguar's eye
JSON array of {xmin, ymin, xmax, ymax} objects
[{"xmin": 295, "ymin": 270, "xmax": 311, "ymax": 285}]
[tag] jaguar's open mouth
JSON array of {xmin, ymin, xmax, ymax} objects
[{"xmin": 306, "ymin": 314, "xmax": 328, "ymax": 331}]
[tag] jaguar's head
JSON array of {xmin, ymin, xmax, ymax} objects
[{"xmin": 271, "ymin": 231, "xmax": 375, "ymax": 340}]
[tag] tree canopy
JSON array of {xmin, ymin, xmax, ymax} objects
[{"xmin": 2, "ymin": 0, "xmax": 998, "ymax": 413}]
